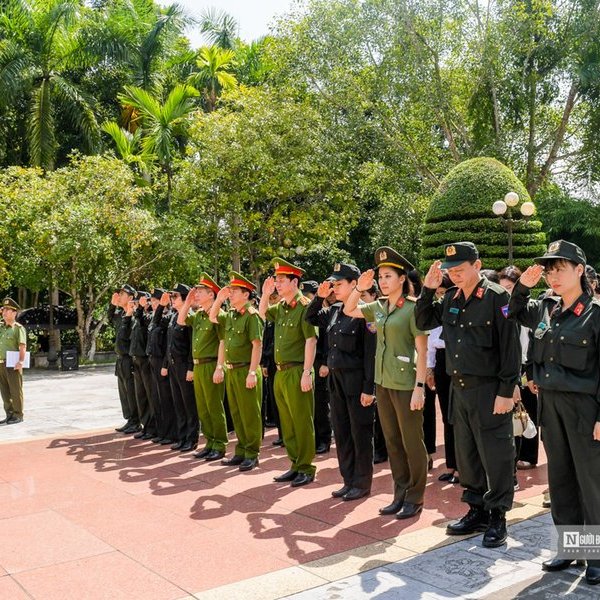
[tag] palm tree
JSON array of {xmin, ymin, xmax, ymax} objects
[
  {"xmin": 187, "ymin": 46, "xmax": 238, "ymax": 112},
  {"xmin": 199, "ymin": 8, "xmax": 238, "ymax": 50},
  {"xmin": 116, "ymin": 83, "xmax": 199, "ymax": 208},
  {"xmin": 101, "ymin": 121, "xmax": 153, "ymax": 183},
  {"xmin": 0, "ymin": 0, "xmax": 100, "ymax": 170}
]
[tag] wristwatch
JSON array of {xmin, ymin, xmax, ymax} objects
[{"xmin": 416, "ymin": 381, "xmax": 425, "ymax": 388}]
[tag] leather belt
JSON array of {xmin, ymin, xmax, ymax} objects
[
  {"xmin": 225, "ymin": 362, "xmax": 250, "ymax": 370},
  {"xmin": 193, "ymin": 357, "xmax": 217, "ymax": 365},
  {"xmin": 276, "ymin": 362, "xmax": 303, "ymax": 371},
  {"xmin": 452, "ymin": 375, "xmax": 497, "ymax": 390}
]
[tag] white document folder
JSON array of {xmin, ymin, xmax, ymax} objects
[{"xmin": 5, "ymin": 351, "xmax": 30, "ymax": 368}]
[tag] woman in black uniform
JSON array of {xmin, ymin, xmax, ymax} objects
[{"xmin": 508, "ymin": 240, "xmax": 600, "ymax": 585}]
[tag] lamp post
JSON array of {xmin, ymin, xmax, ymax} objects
[{"xmin": 492, "ymin": 192, "xmax": 536, "ymax": 263}]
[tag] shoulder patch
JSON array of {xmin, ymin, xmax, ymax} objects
[
  {"xmin": 366, "ymin": 322, "xmax": 377, "ymax": 334},
  {"xmin": 501, "ymin": 304, "xmax": 509, "ymax": 318}
]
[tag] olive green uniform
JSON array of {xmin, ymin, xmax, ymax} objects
[
  {"xmin": 509, "ymin": 282, "xmax": 600, "ymax": 566},
  {"xmin": 266, "ymin": 292, "xmax": 318, "ymax": 477},
  {"xmin": 187, "ymin": 309, "xmax": 227, "ymax": 453},
  {"xmin": 217, "ymin": 304, "xmax": 263, "ymax": 459},
  {"xmin": 415, "ymin": 277, "xmax": 521, "ymax": 513},
  {"xmin": 360, "ymin": 297, "xmax": 428, "ymax": 505},
  {"xmin": 0, "ymin": 321, "xmax": 27, "ymax": 420}
]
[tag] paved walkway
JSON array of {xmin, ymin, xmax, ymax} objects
[{"xmin": 0, "ymin": 369, "xmax": 594, "ymax": 599}]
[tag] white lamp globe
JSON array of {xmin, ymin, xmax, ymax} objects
[
  {"xmin": 520, "ymin": 202, "xmax": 535, "ymax": 217},
  {"xmin": 492, "ymin": 200, "xmax": 508, "ymax": 216},
  {"xmin": 504, "ymin": 191, "xmax": 519, "ymax": 207}
]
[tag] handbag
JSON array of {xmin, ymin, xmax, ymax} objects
[{"xmin": 513, "ymin": 401, "xmax": 537, "ymax": 439}]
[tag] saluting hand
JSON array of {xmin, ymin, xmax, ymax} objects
[
  {"xmin": 139, "ymin": 296, "xmax": 148, "ymax": 308},
  {"xmin": 423, "ymin": 260, "xmax": 443, "ymax": 289},
  {"xmin": 356, "ymin": 269, "xmax": 375, "ymax": 292},
  {"xmin": 159, "ymin": 292, "xmax": 170, "ymax": 307},
  {"xmin": 262, "ymin": 276, "xmax": 276, "ymax": 296},
  {"xmin": 216, "ymin": 286, "xmax": 232, "ymax": 303},
  {"xmin": 110, "ymin": 292, "xmax": 120, "ymax": 307},
  {"xmin": 520, "ymin": 264, "xmax": 544, "ymax": 288},
  {"xmin": 125, "ymin": 300, "xmax": 135, "ymax": 316},
  {"xmin": 317, "ymin": 281, "xmax": 332, "ymax": 299}
]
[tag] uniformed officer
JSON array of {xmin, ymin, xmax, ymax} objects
[
  {"xmin": 260, "ymin": 259, "xmax": 318, "ymax": 487},
  {"xmin": 109, "ymin": 284, "xmax": 140, "ymax": 434},
  {"xmin": 345, "ymin": 248, "xmax": 428, "ymax": 519},
  {"xmin": 302, "ymin": 279, "xmax": 332, "ymax": 454},
  {"xmin": 0, "ymin": 298, "xmax": 27, "ymax": 425},
  {"xmin": 178, "ymin": 273, "xmax": 227, "ymax": 461},
  {"xmin": 164, "ymin": 283, "xmax": 198, "ymax": 452},
  {"xmin": 508, "ymin": 240, "xmax": 600, "ymax": 585},
  {"xmin": 129, "ymin": 291, "xmax": 157, "ymax": 440},
  {"xmin": 306, "ymin": 263, "xmax": 376, "ymax": 500},
  {"xmin": 209, "ymin": 272, "xmax": 263, "ymax": 471},
  {"xmin": 415, "ymin": 242, "xmax": 521, "ymax": 547}
]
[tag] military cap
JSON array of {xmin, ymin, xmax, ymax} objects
[
  {"xmin": 2, "ymin": 298, "xmax": 20, "ymax": 311},
  {"xmin": 272, "ymin": 257, "xmax": 305, "ymax": 278},
  {"xmin": 229, "ymin": 271, "xmax": 256, "ymax": 292},
  {"xmin": 151, "ymin": 287, "xmax": 166, "ymax": 300},
  {"xmin": 374, "ymin": 247, "xmax": 414, "ymax": 271},
  {"xmin": 327, "ymin": 262, "xmax": 360, "ymax": 281},
  {"xmin": 300, "ymin": 280, "xmax": 318, "ymax": 294},
  {"xmin": 119, "ymin": 284, "xmax": 136, "ymax": 296},
  {"xmin": 535, "ymin": 240, "xmax": 586, "ymax": 267},
  {"xmin": 196, "ymin": 273, "xmax": 220, "ymax": 295},
  {"xmin": 135, "ymin": 291, "xmax": 150, "ymax": 301},
  {"xmin": 170, "ymin": 283, "xmax": 190, "ymax": 298},
  {"xmin": 440, "ymin": 242, "xmax": 479, "ymax": 269}
]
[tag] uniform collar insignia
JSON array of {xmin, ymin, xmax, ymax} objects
[
  {"xmin": 475, "ymin": 287, "xmax": 485, "ymax": 299},
  {"xmin": 289, "ymin": 300, "xmax": 297, "ymax": 309},
  {"xmin": 238, "ymin": 306, "xmax": 246, "ymax": 315},
  {"xmin": 395, "ymin": 297, "xmax": 405, "ymax": 309},
  {"xmin": 573, "ymin": 301, "xmax": 585, "ymax": 316}
]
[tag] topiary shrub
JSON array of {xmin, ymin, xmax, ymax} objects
[{"xmin": 420, "ymin": 158, "xmax": 546, "ymax": 272}]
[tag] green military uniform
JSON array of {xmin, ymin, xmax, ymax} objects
[
  {"xmin": 509, "ymin": 240, "xmax": 600, "ymax": 570},
  {"xmin": 216, "ymin": 273, "xmax": 263, "ymax": 460},
  {"xmin": 0, "ymin": 298, "xmax": 27, "ymax": 422},
  {"xmin": 415, "ymin": 243, "xmax": 520, "ymax": 522},
  {"xmin": 266, "ymin": 258, "xmax": 318, "ymax": 477}
]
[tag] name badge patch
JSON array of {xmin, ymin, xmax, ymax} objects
[{"xmin": 449, "ymin": 307, "xmax": 460, "ymax": 314}]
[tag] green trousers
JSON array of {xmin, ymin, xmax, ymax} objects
[
  {"xmin": 193, "ymin": 361, "xmax": 227, "ymax": 452},
  {"xmin": 225, "ymin": 368, "xmax": 262, "ymax": 459},
  {"xmin": 274, "ymin": 366, "xmax": 316, "ymax": 476},
  {"xmin": 0, "ymin": 364, "xmax": 24, "ymax": 419}
]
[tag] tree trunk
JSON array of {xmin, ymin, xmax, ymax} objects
[
  {"xmin": 231, "ymin": 212, "xmax": 241, "ymax": 272},
  {"xmin": 47, "ymin": 284, "xmax": 60, "ymax": 370}
]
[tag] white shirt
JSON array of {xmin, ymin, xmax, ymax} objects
[{"xmin": 427, "ymin": 326, "xmax": 445, "ymax": 368}]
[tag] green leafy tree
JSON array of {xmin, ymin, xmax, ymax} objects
[{"xmin": 199, "ymin": 7, "xmax": 238, "ymax": 50}]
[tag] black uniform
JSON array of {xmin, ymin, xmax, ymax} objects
[
  {"xmin": 313, "ymin": 324, "xmax": 332, "ymax": 452},
  {"xmin": 261, "ymin": 320, "xmax": 282, "ymax": 438},
  {"xmin": 164, "ymin": 311, "xmax": 198, "ymax": 447},
  {"xmin": 415, "ymin": 276, "xmax": 521, "ymax": 513},
  {"xmin": 509, "ymin": 281, "xmax": 600, "ymax": 567},
  {"xmin": 146, "ymin": 304, "xmax": 176, "ymax": 442},
  {"xmin": 108, "ymin": 304, "xmax": 138, "ymax": 426},
  {"xmin": 306, "ymin": 296, "xmax": 376, "ymax": 492}
]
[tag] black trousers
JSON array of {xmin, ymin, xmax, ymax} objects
[
  {"xmin": 515, "ymin": 384, "xmax": 539, "ymax": 465},
  {"xmin": 263, "ymin": 366, "xmax": 282, "ymax": 439},
  {"xmin": 434, "ymin": 350, "xmax": 456, "ymax": 470},
  {"xmin": 373, "ymin": 409, "xmax": 387, "ymax": 459},
  {"xmin": 314, "ymin": 366, "xmax": 332, "ymax": 448},
  {"xmin": 329, "ymin": 369, "xmax": 374, "ymax": 491},
  {"xmin": 115, "ymin": 355, "xmax": 138, "ymax": 423},
  {"xmin": 423, "ymin": 384, "xmax": 436, "ymax": 455},
  {"xmin": 149, "ymin": 356, "xmax": 177, "ymax": 441},
  {"xmin": 540, "ymin": 389, "xmax": 600, "ymax": 567},
  {"xmin": 169, "ymin": 358, "xmax": 199, "ymax": 445},
  {"xmin": 451, "ymin": 379, "xmax": 515, "ymax": 513},
  {"xmin": 132, "ymin": 356, "xmax": 157, "ymax": 435}
]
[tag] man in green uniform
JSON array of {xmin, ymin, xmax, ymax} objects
[
  {"xmin": 415, "ymin": 242, "xmax": 521, "ymax": 548},
  {"xmin": 209, "ymin": 272, "xmax": 263, "ymax": 471},
  {"xmin": 178, "ymin": 273, "xmax": 228, "ymax": 461},
  {"xmin": 260, "ymin": 258, "xmax": 318, "ymax": 487},
  {"xmin": 0, "ymin": 298, "xmax": 27, "ymax": 425}
]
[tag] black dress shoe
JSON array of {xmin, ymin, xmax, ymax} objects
[
  {"xmin": 6, "ymin": 416, "xmax": 23, "ymax": 424},
  {"xmin": 0, "ymin": 417, "xmax": 8, "ymax": 425},
  {"xmin": 141, "ymin": 432, "xmax": 154, "ymax": 440},
  {"xmin": 542, "ymin": 558, "xmax": 576, "ymax": 572},
  {"xmin": 133, "ymin": 431, "xmax": 145, "ymax": 439},
  {"xmin": 205, "ymin": 450, "xmax": 225, "ymax": 461},
  {"xmin": 316, "ymin": 443, "xmax": 330, "ymax": 454},
  {"xmin": 179, "ymin": 442, "xmax": 195, "ymax": 453},
  {"xmin": 239, "ymin": 457, "xmax": 259, "ymax": 471},
  {"xmin": 482, "ymin": 510, "xmax": 507, "ymax": 547},
  {"xmin": 194, "ymin": 448, "xmax": 212, "ymax": 459},
  {"xmin": 290, "ymin": 473, "xmax": 314, "ymax": 487},
  {"xmin": 379, "ymin": 499, "xmax": 404, "ymax": 515},
  {"xmin": 438, "ymin": 472, "xmax": 454, "ymax": 482},
  {"xmin": 373, "ymin": 453, "xmax": 388, "ymax": 464},
  {"xmin": 332, "ymin": 485, "xmax": 352, "ymax": 498},
  {"xmin": 124, "ymin": 424, "xmax": 141, "ymax": 434},
  {"xmin": 221, "ymin": 455, "xmax": 244, "ymax": 466},
  {"xmin": 115, "ymin": 422, "xmax": 130, "ymax": 432},
  {"xmin": 343, "ymin": 488, "xmax": 370, "ymax": 501},
  {"xmin": 446, "ymin": 506, "xmax": 490, "ymax": 535},
  {"xmin": 171, "ymin": 441, "xmax": 184, "ymax": 450},
  {"xmin": 151, "ymin": 437, "xmax": 162, "ymax": 443},
  {"xmin": 272, "ymin": 438, "xmax": 284, "ymax": 446},
  {"xmin": 585, "ymin": 566, "xmax": 600, "ymax": 585},
  {"xmin": 428, "ymin": 457, "xmax": 433, "ymax": 471},
  {"xmin": 396, "ymin": 502, "xmax": 423, "ymax": 519},
  {"xmin": 159, "ymin": 438, "xmax": 174, "ymax": 445},
  {"xmin": 273, "ymin": 469, "xmax": 298, "ymax": 482}
]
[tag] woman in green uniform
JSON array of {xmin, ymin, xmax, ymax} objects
[
  {"xmin": 508, "ymin": 240, "xmax": 600, "ymax": 585},
  {"xmin": 345, "ymin": 247, "xmax": 428, "ymax": 519}
]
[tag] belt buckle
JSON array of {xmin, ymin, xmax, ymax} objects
[
  {"xmin": 276, "ymin": 364, "xmax": 282, "ymax": 371},
  {"xmin": 225, "ymin": 362, "xmax": 233, "ymax": 370},
  {"xmin": 193, "ymin": 359, "xmax": 199, "ymax": 365}
]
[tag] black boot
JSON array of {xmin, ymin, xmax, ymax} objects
[
  {"xmin": 482, "ymin": 509, "xmax": 507, "ymax": 548},
  {"xmin": 446, "ymin": 505, "xmax": 490, "ymax": 535}
]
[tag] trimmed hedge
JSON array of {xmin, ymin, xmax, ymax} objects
[{"xmin": 420, "ymin": 157, "xmax": 545, "ymax": 272}]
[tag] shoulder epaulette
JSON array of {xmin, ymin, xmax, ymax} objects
[
  {"xmin": 405, "ymin": 296, "xmax": 417, "ymax": 303},
  {"xmin": 299, "ymin": 295, "xmax": 310, "ymax": 306},
  {"xmin": 485, "ymin": 281, "xmax": 508, "ymax": 295},
  {"xmin": 247, "ymin": 306, "xmax": 259, "ymax": 315}
]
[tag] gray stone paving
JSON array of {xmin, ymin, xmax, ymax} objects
[
  {"xmin": 285, "ymin": 513, "xmax": 599, "ymax": 599},
  {"xmin": 0, "ymin": 365, "xmax": 122, "ymax": 443}
]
